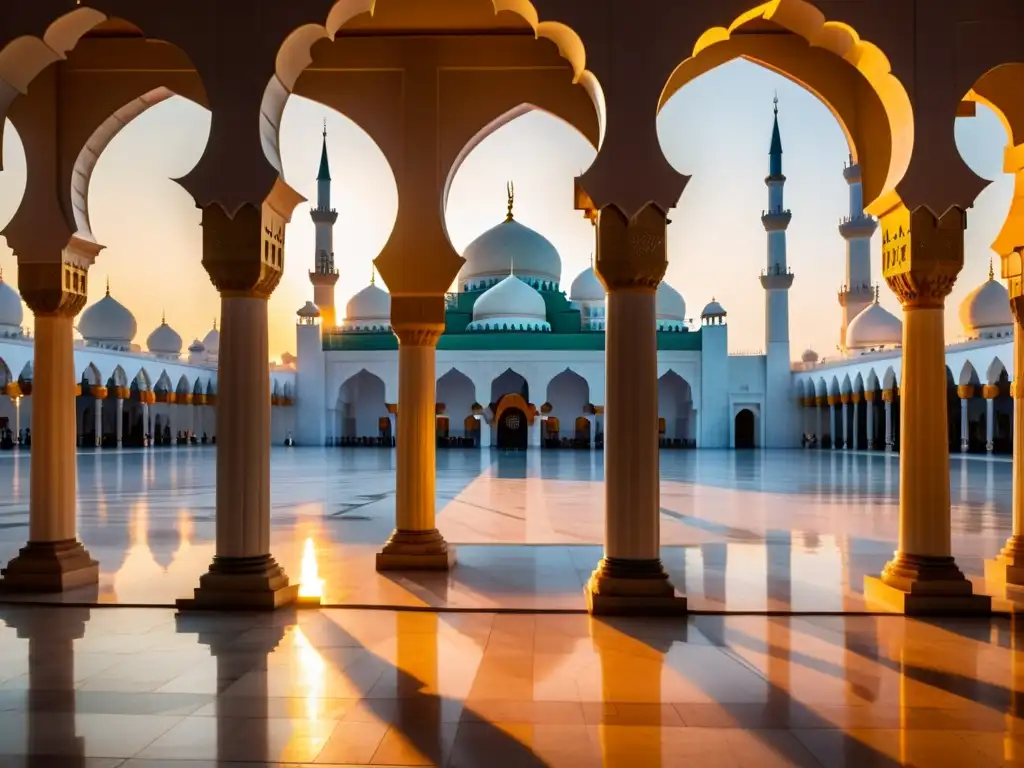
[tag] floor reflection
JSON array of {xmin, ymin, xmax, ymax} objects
[
  {"xmin": 0, "ymin": 606, "xmax": 1020, "ymax": 765},
  {"xmin": 0, "ymin": 448, "xmax": 1015, "ymax": 612}
]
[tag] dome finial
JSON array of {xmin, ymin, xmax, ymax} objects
[
  {"xmin": 773, "ymin": 89, "xmax": 779, "ymax": 116},
  {"xmin": 875, "ymin": 284, "xmax": 880, "ymax": 303},
  {"xmin": 990, "ymin": 257, "xmax": 995, "ymax": 281},
  {"xmin": 161, "ymin": 309, "xmax": 166, "ymax": 325},
  {"xmin": 212, "ymin": 317, "xmax": 217, "ymax": 331},
  {"xmin": 105, "ymin": 277, "xmax": 110, "ymax": 296},
  {"xmin": 323, "ymin": 117, "xmax": 327, "ymax": 140},
  {"xmin": 589, "ymin": 252, "xmax": 593, "ymax": 268},
  {"xmin": 370, "ymin": 264, "xmax": 376, "ymax": 285},
  {"xmin": 505, "ymin": 181, "xmax": 515, "ymax": 222}
]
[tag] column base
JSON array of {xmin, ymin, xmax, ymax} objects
[
  {"xmin": 864, "ymin": 553, "xmax": 990, "ymax": 615},
  {"xmin": 584, "ymin": 557, "xmax": 687, "ymax": 616},
  {"xmin": 0, "ymin": 539, "xmax": 99, "ymax": 593},
  {"xmin": 985, "ymin": 537, "xmax": 1024, "ymax": 588},
  {"xmin": 176, "ymin": 554, "xmax": 299, "ymax": 611},
  {"xmin": 376, "ymin": 529, "xmax": 454, "ymax": 571}
]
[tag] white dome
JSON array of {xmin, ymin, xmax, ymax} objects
[
  {"xmin": 297, "ymin": 301, "xmax": 321, "ymax": 319},
  {"xmin": 801, "ymin": 348, "xmax": 819, "ymax": 363},
  {"xmin": 146, "ymin": 317, "xmax": 182, "ymax": 357},
  {"xmin": 656, "ymin": 281, "xmax": 686, "ymax": 330},
  {"xmin": 468, "ymin": 275, "xmax": 550, "ymax": 332},
  {"xmin": 569, "ymin": 265, "xmax": 604, "ymax": 302},
  {"xmin": 846, "ymin": 300, "xmax": 902, "ymax": 350},
  {"xmin": 201, "ymin": 322, "xmax": 220, "ymax": 356},
  {"xmin": 78, "ymin": 287, "xmax": 137, "ymax": 348},
  {"xmin": 459, "ymin": 218, "xmax": 561, "ymax": 288},
  {"xmin": 187, "ymin": 339, "xmax": 205, "ymax": 354},
  {"xmin": 701, "ymin": 298, "xmax": 726, "ymax": 318},
  {"xmin": 343, "ymin": 282, "xmax": 391, "ymax": 330},
  {"xmin": 959, "ymin": 266, "xmax": 1012, "ymax": 337},
  {"xmin": 0, "ymin": 272, "xmax": 23, "ymax": 336}
]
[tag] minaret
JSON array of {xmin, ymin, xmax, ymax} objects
[
  {"xmin": 837, "ymin": 156, "xmax": 878, "ymax": 349},
  {"xmin": 309, "ymin": 120, "xmax": 340, "ymax": 327},
  {"xmin": 759, "ymin": 95, "xmax": 796, "ymax": 447}
]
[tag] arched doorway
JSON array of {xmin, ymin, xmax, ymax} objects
[
  {"xmin": 497, "ymin": 407, "xmax": 527, "ymax": 450},
  {"xmin": 735, "ymin": 409, "xmax": 755, "ymax": 449}
]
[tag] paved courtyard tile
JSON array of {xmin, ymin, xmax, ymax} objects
[{"xmin": 0, "ymin": 447, "xmax": 1014, "ymax": 611}]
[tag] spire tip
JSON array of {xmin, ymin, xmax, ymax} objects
[{"xmin": 505, "ymin": 181, "xmax": 515, "ymax": 222}]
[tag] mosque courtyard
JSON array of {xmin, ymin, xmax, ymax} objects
[{"xmin": 0, "ymin": 449, "xmax": 1021, "ymax": 766}]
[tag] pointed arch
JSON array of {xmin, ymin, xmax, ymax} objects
[
  {"xmin": 134, "ymin": 368, "xmax": 152, "ymax": 391},
  {"xmin": 828, "ymin": 376, "xmax": 840, "ymax": 397},
  {"xmin": 174, "ymin": 374, "xmax": 191, "ymax": 396},
  {"xmin": 865, "ymin": 369, "xmax": 880, "ymax": 392},
  {"xmin": 958, "ymin": 360, "xmax": 981, "ymax": 388},
  {"xmin": 0, "ymin": 357, "xmax": 11, "ymax": 385},
  {"xmin": 840, "ymin": 374, "xmax": 852, "ymax": 395},
  {"xmin": 882, "ymin": 366, "xmax": 897, "ymax": 390},
  {"xmin": 987, "ymin": 356, "xmax": 1008, "ymax": 385},
  {"xmin": 852, "ymin": 372, "xmax": 864, "ymax": 395},
  {"xmin": 154, "ymin": 371, "xmax": 173, "ymax": 393},
  {"xmin": 80, "ymin": 362, "xmax": 102, "ymax": 387},
  {"xmin": 815, "ymin": 377, "xmax": 828, "ymax": 398},
  {"xmin": 108, "ymin": 365, "xmax": 128, "ymax": 389}
]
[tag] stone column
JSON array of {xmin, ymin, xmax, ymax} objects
[
  {"xmin": 851, "ymin": 394, "xmax": 861, "ymax": 450},
  {"xmin": 864, "ymin": 206, "xmax": 989, "ymax": 613},
  {"xmin": 827, "ymin": 399, "xmax": 837, "ymax": 449},
  {"xmin": 814, "ymin": 396, "xmax": 824, "ymax": 446},
  {"xmin": 1, "ymin": 253, "xmax": 99, "ymax": 592},
  {"xmin": 181, "ymin": 188, "xmax": 302, "ymax": 610},
  {"xmin": 585, "ymin": 204, "xmax": 685, "ymax": 615},
  {"xmin": 141, "ymin": 401, "xmax": 150, "ymax": 446},
  {"xmin": 840, "ymin": 395, "xmax": 850, "ymax": 450},
  {"xmin": 377, "ymin": 308, "xmax": 453, "ymax": 571},
  {"xmin": 882, "ymin": 391, "xmax": 894, "ymax": 451},
  {"xmin": 115, "ymin": 394, "xmax": 124, "ymax": 448},
  {"xmin": 92, "ymin": 388, "xmax": 104, "ymax": 447},
  {"xmin": 987, "ymin": 289, "xmax": 1024, "ymax": 586},
  {"xmin": 865, "ymin": 391, "xmax": 875, "ymax": 449},
  {"xmin": 957, "ymin": 385, "xmax": 973, "ymax": 453},
  {"xmin": 983, "ymin": 385, "xmax": 998, "ymax": 452}
]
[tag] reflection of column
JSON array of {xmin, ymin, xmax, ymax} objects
[
  {"xmin": 827, "ymin": 400, "xmax": 836, "ymax": 448},
  {"xmin": 883, "ymin": 391, "xmax": 894, "ymax": 450},
  {"xmin": 476, "ymin": 414, "xmax": 490, "ymax": 449},
  {"xmin": 115, "ymin": 395, "xmax": 124, "ymax": 448},
  {"xmin": 528, "ymin": 416, "xmax": 541, "ymax": 447},
  {"xmin": 984, "ymin": 385, "xmax": 998, "ymax": 452},
  {"xmin": 586, "ymin": 205, "xmax": 684, "ymax": 615},
  {"xmin": 865, "ymin": 391, "xmax": 875, "ymax": 449},
  {"xmin": 377, "ymin": 314, "xmax": 452, "ymax": 570},
  {"xmin": 987, "ymin": 303, "xmax": 1024, "ymax": 587},
  {"xmin": 864, "ymin": 206, "xmax": 988, "ymax": 613},
  {"xmin": 325, "ymin": 407, "xmax": 335, "ymax": 446},
  {"xmin": 141, "ymin": 401, "xmax": 150, "ymax": 445},
  {"xmin": 814, "ymin": 396, "xmax": 823, "ymax": 445},
  {"xmin": 958, "ymin": 385, "xmax": 973, "ymax": 453},
  {"xmin": 13, "ymin": 396, "xmax": 20, "ymax": 443},
  {"xmin": 1, "ymin": 255, "xmax": 99, "ymax": 592},
  {"xmin": 182, "ymin": 195, "xmax": 300, "ymax": 609},
  {"xmin": 851, "ymin": 394, "xmax": 860, "ymax": 450},
  {"xmin": 840, "ymin": 396, "xmax": 849, "ymax": 449}
]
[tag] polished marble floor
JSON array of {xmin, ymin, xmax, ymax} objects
[
  {"xmin": 1, "ymin": 604, "xmax": 1023, "ymax": 766},
  {"xmin": 0, "ymin": 447, "xmax": 1015, "ymax": 612}
]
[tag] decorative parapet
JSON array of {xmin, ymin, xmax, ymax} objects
[{"xmin": 839, "ymin": 214, "xmax": 878, "ymax": 240}]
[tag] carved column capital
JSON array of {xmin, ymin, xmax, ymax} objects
[
  {"xmin": 394, "ymin": 326, "xmax": 443, "ymax": 347},
  {"xmin": 593, "ymin": 204, "xmax": 668, "ymax": 292},
  {"xmin": 17, "ymin": 236, "xmax": 102, "ymax": 317},
  {"xmin": 200, "ymin": 180, "xmax": 304, "ymax": 299},
  {"xmin": 391, "ymin": 294, "xmax": 445, "ymax": 347},
  {"xmin": 881, "ymin": 205, "xmax": 966, "ymax": 309}
]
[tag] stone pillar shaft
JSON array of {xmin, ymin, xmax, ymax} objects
[
  {"xmin": 866, "ymin": 399, "xmax": 875, "ymax": 448},
  {"xmin": 604, "ymin": 289, "xmax": 660, "ymax": 561},
  {"xmin": 986, "ymin": 398, "xmax": 996, "ymax": 452},
  {"xmin": 828, "ymin": 404, "xmax": 835, "ymax": 448},
  {"xmin": 884, "ymin": 400, "xmax": 893, "ymax": 450},
  {"xmin": 960, "ymin": 398, "xmax": 969, "ymax": 453},
  {"xmin": 93, "ymin": 399, "xmax": 102, "ymax": 447},
  {"xmin": 115, "ymin": 398, "xmax": 124, "ymax": 448},
  {"xmin": 841, "ymin": 402, "xmax": 849, "ymax": 449}
]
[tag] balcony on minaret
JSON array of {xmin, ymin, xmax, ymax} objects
[
  {"xmin": 310, "ymin": 250, "xmax": 339, "ymax": 283},
  {"xmin": 761, "ymin": 207, "xmax": 792, "ymax": 232},
  {"xmin": 842, "ymin": 160, "xmax": 862, "ymax": 183},
  {"xmin": 838, "ymin": 213, "xmax": 877, "ymax": 240},
  {"xmin": 310, "ymin": 205, "xmax": 339, "ymax": 225},
  {"xmin": 837, "ymin": 282, "xmax": 873, "ymax": 306},
  {"xmin": 759, "ymin": 263, "xmax": 794, "ymax": 290}
]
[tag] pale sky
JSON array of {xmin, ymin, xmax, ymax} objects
[{"xmin": 0, "ymin": 59, "xmax": 1010, "ymax": 360}]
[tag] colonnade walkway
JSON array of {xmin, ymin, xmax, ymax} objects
[{"xmin": 0, "ymin": 447, "xmax": 1019, "ymax": 613}]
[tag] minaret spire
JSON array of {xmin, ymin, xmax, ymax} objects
[
  {"xmin": 309, "ymin": 118, "xmax": 340, "ymax": 326},
  {"xmin": 990, "ymin": 257, "xmax": 995, "ymax": 281},
  {"xmin": 769, "ymin": 92, "xmax": 783, "ymax": 178},
  {"xmin": 505, "ymin": 181, "xmax": 515, "ymax": 222},
  {"xmin": 105, "ymin": 277, "xmax": 110, "ymax": 296},
  {"xmin": 317, "ymin": 120, "xmax": 331, "ymax": 184}
]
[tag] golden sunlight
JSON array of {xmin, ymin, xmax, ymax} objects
[{"xmin": 298, "ymin": 537, "xmax": 324, "ymax": 599}]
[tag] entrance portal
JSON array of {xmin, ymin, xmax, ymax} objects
[
  {"xmin": 735, "ymin": 409, "xmax": 755, "ymax": 449},
  {"xmin": 497, "ymin": 407, "xmax": 528, "ymax": 450}
]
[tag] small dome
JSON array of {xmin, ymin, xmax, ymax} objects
[
  {"xmin": 468, "ymin": 274, "xmax": 551, "ymax": 332},
  {"xmin": 846, "ymin": 298, "xmax": 902, "ymax": 350},
  {"xmin": 187, "ymin": 339, "xmax": 205, "ymax": 354},
  {"xmin": 459, "ymin": 192, "xmax": 561, "ymax": 288},
  {"xmin": 78, "ymin": 285, "xmax": 137, "ymax": 348},
  {"xmin": 959, "ymin": 262, "xmax": 1012, "ymax": 337},
  {"xmin": 201, "ymin": 321, "xmax": 220, "ymax": 356},
  {"xmin": 656, "ymin": 281, "xmax": 686, "ymax": 330},
  {"xmin": 569, "ymin": 265, "xmax": 604, "ymax": 302},
  {"xmin": 0, "ymin": 270, "xmax": 23, "ymax": 336},
  {"xmin": 701, "ymin": 298, "xmax": 726, "ymax": 318},
  {"xmin": 146, "ymin": 316, "xmax": 182, "ymax": 357},
  {"xmin": 801, "ymin": 348, "xmax": 819, "ymax": 364},
  {"xmin": 297, "ymin": 301, "xmax": 321, "ymax": 318},
  {"xmin": 343, "ymin": 281, "xmax": 391, "ymax": 330}
]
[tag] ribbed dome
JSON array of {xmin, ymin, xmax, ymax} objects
[
  {"xmin": 801, "ymin": 348, "xmax": 819, "ymax": 363},
  {"xmin": 343, "ymin": 282, "xmax": 391, "ymax": 330},
  {"xmin": 960, "ymin": 265, "xmax": 1012, "ymax": 337},
  {"xmin": 468, "ymin": 274, "xmax": 550, "ymax": 332},
  {"xmin": 0, "ymin": 271, "xmax": 23, "ymax": 336},
  {"xmin": 78, "ymin": 286, "xmax": 137, "ymax": 348},
  {"xmin": 569, "ymin": 265, "xmax": 604, "ymax": 302},
  {"xmin": 847, "ymin": 300, "xmax": 902, "ymax": 349},
  {"xmin": 656, "ymin": 281, "xmax": 686, "ymax": 330},
  {"xmin": 146, "ymin": 317, "xmax": 182, "ymax": 357},
  {"xmin": 297, "ymin": 301, "xmax": 321, "ymax": 319},
  {"xmin": 201, "ymin": 322, "xmax": 220, "ymax": 356},
  {"xmin": 701, "ymin": 298, "xmax": 726, "ymax": 318},
  {"xmin": 459, "ymin": 218, "xmax": 562, "ymax": 289}
]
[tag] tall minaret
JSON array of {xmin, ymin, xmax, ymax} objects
[
  {"xmin": 309, "ymin": 121, "xmax": 340, "ymax": 327},
  {"xmin": 759, "ymin": 95, "xmax": 796, "ymax": 447},
  {"xmin": 837, "ymin": 156, "xmax": 878, "ymax": 349}
]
